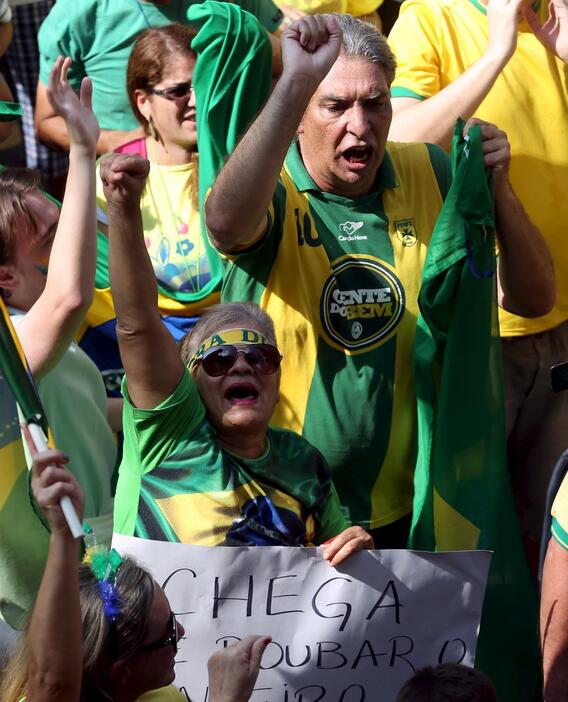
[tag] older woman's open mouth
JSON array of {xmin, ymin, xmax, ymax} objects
[{"xmin": 225, "ymin": 383, "xmax": 259, "ymax": 405}]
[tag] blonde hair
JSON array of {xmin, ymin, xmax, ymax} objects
[
  {"xmin": 0, "ymin": 558, "xmax": 156, "ymax": 702},
  {"xmin": 179, "ymin": 302, "xmax": 278, "ymax": 366}
]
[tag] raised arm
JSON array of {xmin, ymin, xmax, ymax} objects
[
  {"xmin": 205, "ymin": 15, "xmax": 342, "ymax": 253},
  {"xmin": 388, "ymin": 0, "xmax": 524, "ymax": 149},
  {"xmin": 35, "ymin": 80, "xmax": 145, "ymax": 155},
  {"xmin": 524, "ymin": 0, "xmax": 568, "ymax": 63},
  {"xmin": 25, "ymin": 426, "xmax": 85, "ymax": 702},
  {"xmin": 16, "ymin": 58, "xmax": 98, "ymax": 377},
  {"xmin": 101, "ymin": 153, "xmax": 184, "ymax": 409},
  {"xmin": 465, "ymin": 118, "xmax": 555, "ymax": 317}
]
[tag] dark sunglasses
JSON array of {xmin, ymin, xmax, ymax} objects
[
  {"xmin": 137, "ymin": 611, "xmax": 180, "ymax": 656},
  {"xmin": 196, "ymin": 343, "xmax": 282, "ymax": 377},
  {"xmin": 149, "ymin": 81, "xmax": 193, "ymax": 101}
]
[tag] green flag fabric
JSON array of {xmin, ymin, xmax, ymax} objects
[
  {"xmin": 188, "ymin": 0, "xmax": 272, "ymax": 211},
  {"xmin": 0, "ymin": 298, "xmax": 50, "ymax": 628},
  {"xmin": 412, "ymin": 119, "xmax": 541, "ymax": 700}
]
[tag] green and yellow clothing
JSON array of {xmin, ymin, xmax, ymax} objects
[
  {"xmin": 114, "ymin": 370, "xmax": 348, "ymax": 545},
  {"xmin": 220, "ymin": 140, "xmax": 451, "ymax": 529},
  {"xmin": 81, "ymin": 150, "xmax": 220, "ymax": 394},
  {"xmin": 12, "ymin": 315, "xmax": 116, "ymax": 532},
  {"xmin": 96, "ymin": 153, "xmax": 212, "ymax": 296},
  {"xmin": 552, "ymin": 472, "xmax": 568, "ymax": 550},
  {"xmin": 388, "ymin": 0, "xmax": 568, "ymax": 337}
]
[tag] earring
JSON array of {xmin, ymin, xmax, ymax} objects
[{"xmin": 147, "ymin": 116, "xmax": 159, "ymax": 142}]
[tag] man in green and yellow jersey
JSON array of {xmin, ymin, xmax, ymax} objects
[
  {"xmin": 388, "ymin": 0, "xmax": 568, "ymax": 566},
  {"xmin": 205, "ymin": 13, "xmax": 554, "ymax": 544}
]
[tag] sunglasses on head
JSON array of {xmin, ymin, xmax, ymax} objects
[
  {"xmin": 137, "ymin": 611, "xmax": 180, "ymax": 656},
  {"xmin": 194, "ymin": 343, "xmax": 282, "ymax": 377},
  {"xmin": 149, "ymin": 81, "xmax": 193, "ymax": 101}
]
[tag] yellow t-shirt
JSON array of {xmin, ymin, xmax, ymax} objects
[
  {"xmin": 20, "ymin": 685, "xmax": 186, "ymax": 702},
  {"xmin": 389, "ymin": 0, "xmax": 568, "ymax": 336},
  {"xmin": 275, "ymin": 0, "xmax": 382, "ymax": 18},
  {"xmin": 97, "ymin": 157, "xmax": 210, "ymax": 296},
  {"xmin": 138, "ymin": 686, "xmax": 188, "ymax": 702},
  {"xmin": 552, "ymin": 471, "xmax": 568, "ymax": 549}
]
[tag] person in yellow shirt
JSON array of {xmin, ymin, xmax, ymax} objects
[
  {"xmin": 276, "ymin": 0, "xmax": 383, "ymax": 27},
  {"xmin": 388, "ymin": 0, "xmax": 568, "ymax": 573}
]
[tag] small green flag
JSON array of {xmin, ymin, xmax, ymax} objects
[
  {"xmin": 0, "ymin": 298, "xmax": 50, "ymax": 628},
  {"xmin": 412, "ymin": 119, "xmax": 541, "ymax": 700}
]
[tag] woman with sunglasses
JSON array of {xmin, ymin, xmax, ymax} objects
[
  {"xmin": 87, "ymin": 24, "xmax": 218, "ymax": 390},
  {"xmin": 101, "ymin": 151, "xmax": 372, "ymax": 563},
  {"xmin": 1, "ymin": 434, "xmax": 270, "ymax": 702}
]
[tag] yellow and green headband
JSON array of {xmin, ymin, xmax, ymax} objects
[{"xmin": 189, "ymin": 328, "xmax": 269, "ymax": 371}]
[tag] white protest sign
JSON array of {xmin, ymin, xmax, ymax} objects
[{"xmin": 113, "ymin": 535, "xmax": 491, "ymax": 702}]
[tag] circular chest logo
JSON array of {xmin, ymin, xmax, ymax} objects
[{"xmin": 320, "ymin": 257, "xmax": 405, "ymax": 352}]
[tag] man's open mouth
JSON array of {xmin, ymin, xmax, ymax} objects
[
  {"xmin": 341, "ymin": 145, "xmax": 372, "ymax": 165},
  {"xmin": 225, "ymin": 383, "xmax": 259, "ymax": 405}
]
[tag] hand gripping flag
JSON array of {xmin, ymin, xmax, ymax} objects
[{"xmin": 412, "ymin": 119, "xmax": 541, "ymax": 701}]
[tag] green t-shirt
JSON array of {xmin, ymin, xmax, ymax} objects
[
  {"xmin": 115, "ymin": 370, "xmax": 348, "ymax": 545},
  {"xmin": 38, "ymin": 0, "xmax": 282, "ymax": 131},
  {"xmin": 221, "ymin": 139, "xmax": 451, "ymax": 530}
]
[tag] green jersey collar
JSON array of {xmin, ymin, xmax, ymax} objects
[{"xmin": 285, "ymin": 139, "xmax": 398, "ymax": 195}]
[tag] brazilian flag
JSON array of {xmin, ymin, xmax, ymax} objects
[
  {"xmin": 0, "ymin": 298, "xmax": 50, "ymax": 628},
  {"xmin": 412, "ymin": 120, "xmax": 541, "ymax": 700}
]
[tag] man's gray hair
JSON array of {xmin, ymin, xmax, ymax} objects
[{"xmin": 332, "ymin": 13, "xmax": 396, "ymax": 86}]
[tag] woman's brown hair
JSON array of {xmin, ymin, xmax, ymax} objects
[{"xmin": 127, "ymin": 23, "xmax": 198, "ymax": 133}]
